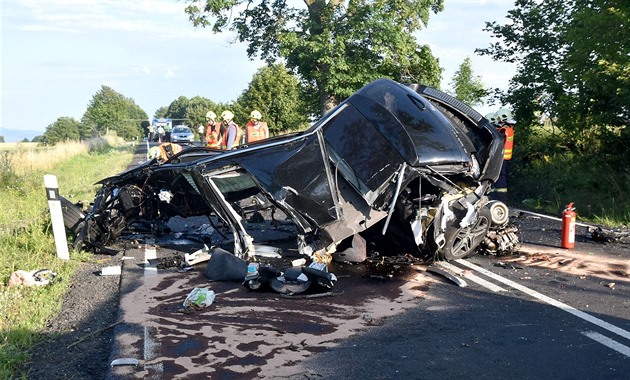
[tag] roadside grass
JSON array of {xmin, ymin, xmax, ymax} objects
[
  {"xmin": 510, "ymin": 146, "xmax": 630, "ymax": 226},
  {"xmin": 0, "ymin": 138, "xmax": 134, "ymax": 378}
]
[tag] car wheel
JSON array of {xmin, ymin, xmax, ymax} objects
[{"xmin": 438, "ymin": 206, "xmax": 492, "ymax": 260}]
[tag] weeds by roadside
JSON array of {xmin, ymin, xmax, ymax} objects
[{"xmin": 0, "ymin": 138, "xmax": 134, "ymax": 378}]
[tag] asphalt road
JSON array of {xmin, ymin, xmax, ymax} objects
[{"xmin": 106, "ymin": 142, "xmax": 630, "ymax": 379}]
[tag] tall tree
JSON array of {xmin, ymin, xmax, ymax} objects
[
  {"xmin": 185, "ymin": 0, "xmax": 444, "ymax": 115},
  {"xmin": 449, "ymin": 57, "xmax": 488, "ymax": 107},
  {"xmin": 476, "ymin": 0, "xmax": 630, "ymax": 154},
  {"xmin": 186, "ymin": 96, "xmax": 220, "ymax": 128},
  {"xmin": 82, "ymin": 86, "xmax": 147, "ymax": 139},
  {"xmin": 235, "ymin": 64, "xmax": 310, "ymax": 134},
  {"xmin": 41, "ymin": 117, "xmax": 82, "ymax": 145},
  {"xmin": 164, "ymin": 96, "xmax": 191, "ymax": 126}
]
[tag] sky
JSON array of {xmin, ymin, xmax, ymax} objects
[{"xmin": 1, "ymin": 0, "xmax": 517, "ymax": 141}]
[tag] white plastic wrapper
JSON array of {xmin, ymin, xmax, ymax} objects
[{"xmin": 183, "ymin": 287, "xmax": 216, "ymax": 308}]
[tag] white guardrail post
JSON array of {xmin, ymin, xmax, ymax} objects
[{"xmin": 44, "ymin": 174, "xmax": 70, "ymax": 260}]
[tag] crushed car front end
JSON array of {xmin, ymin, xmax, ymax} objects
[{"xmin": 64, "ymin": 79, "xmax": 505, "ymax": 262}]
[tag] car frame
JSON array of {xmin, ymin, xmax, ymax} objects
[{"xmin": 63, "ymin": 79, "xmax": 505, "ymax": 262}]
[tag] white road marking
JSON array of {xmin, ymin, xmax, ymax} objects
[
  {"xmin": 144, "ymin": 246, "xmax": 158, "ymax": 276},
  {"xmin": 144, "ymin": 326, "xmax": 163, "ymax": 376},
  {"xmin": 456, "ymin": 259, "xmax": 630, "ymax": 342},
  {"xmin": 582, "ymin": 331, "xmax": 630, "ymax": 358},
  {"xmin": 438, "ymin": 261, "xmax": 507, "ymax": 292}
]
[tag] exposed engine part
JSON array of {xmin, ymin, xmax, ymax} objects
[
  {"xmin": 479, "ymin": 224, "xmax": 521, "ymax": 256},
  {"xmin": 488, "ymin": 200, "xmax": 510, "ymax": 226}
]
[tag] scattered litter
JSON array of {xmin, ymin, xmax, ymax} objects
[
  {"xmin": 183, "ymin": 287, "xmax": 216, "ymax": 308},
  {"xmin": 156, "ymin": 255, "xmax": 184, "ymax": 269},
  {"xmin": 281, "ymin": 291, "xmax": 343, "ymax": 299},
  {"xmin": 588, "ymin": 226, "xmax": 630, "ymax": 243},
  {"xmin": 270, "ymin": 267, "xmax": 312, "ymax": 295},
  {"xmin": 606, "ymin": 282, "xmax": 616, "ymax": 289},
  {"xmin": 426, "ymin": 266, "xmax": 467, "ymax": 287},
  {"xmin": 185, "ymin": 246, "xmax": 211, "ymax": 266},
  {"xmin": 253, "ymin": 244, "xmax": 282, "ymax": 258},
  {"xmin": 291, "ymin": 258, "xmax": 307, "ymax": 267},
  {"xmin": 110, "ymin": 358, "xmax": 139, "ymax": 367},
  {"xmin": 121, "ymin": 256, "xmax": 135, "ymax": 260},
  {"xmin": 494, "ymin": 262, "xmax": 523, "ymax": 270},
  {"xmin": 101, "ymin": 266, "xmax": 122, "ymax": 276},
  {"xmin": 8, "ymin": 269, "xmax": 58, "ymax": 287}
]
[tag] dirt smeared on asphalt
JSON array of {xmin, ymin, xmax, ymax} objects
[{"xmin": 109, "ymin": 255, "xmax": 435, "ymax": 379}]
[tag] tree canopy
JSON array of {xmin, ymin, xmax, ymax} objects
[
  {"xmin": 185, "ymin": 0, "xmax": 444, "ymax": 115},
  {"xmin": 81, "ymin": 85, "xmax": 147, "ymax": 140},
  {"xmin": 476, "ymin": 0, "xmax": 630, "ymax": 155},
  {"xmin": 449, "ymin": 57, "xmax": 488, "ymax": 107},
  {"xmin": 234, "ymin": 64, "xmax": 310, "ymax": 134},
  {"xmin": 41, "ymin": 117, "xmax": 82, "ymax": 145}
]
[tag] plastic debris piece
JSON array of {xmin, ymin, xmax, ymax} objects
[
  {"xmin": 8, "ymin": 269, "xmax": 58, "ymax": 287},
  {"xmin": 253, "ymin": 244, "xmax": 282, "ymax": 258},
  {"xmin": 426, "ymin": 266, "xmax": 468, "ymax": 287},
  {"xmin": 110, "ymin": 358, "xmax": 139, "ymax": 367},
  {"xmin": 291, "ymin": 258, "xmax": 307, "ymax": 267},
  {"xmin": 185, "ymin": 246, "xmax": 212, "ymax": 266},
  {"xmin": 100, "ymin": 266, "xmax": 122, "ymax": 276},
  {"xmin": 183, "ymin": 287, "xmax": 216, "ymax": 308}
]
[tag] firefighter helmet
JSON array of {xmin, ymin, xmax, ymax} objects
[
  {"xmin": 221, "ymin": 110, "xmax": 234, "ymax": 121},
  {"xmin": 205, "ymin": 111, "xmax": 216, "ymax": 121},
  {"xmin": 250, "ymin": 110, "xmax": 262, "ymax": 120}
]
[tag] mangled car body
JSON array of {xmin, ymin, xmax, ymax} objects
[{"xmin": 64, "ymin": 79, "xmax": 508, "ymax": 262}]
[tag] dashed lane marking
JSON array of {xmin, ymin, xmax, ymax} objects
[{"xmin": 144, "ymin": 246, "xmax": 158, "ymax": 277}]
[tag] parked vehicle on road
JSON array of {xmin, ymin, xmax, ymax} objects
[
  {"xmin": 62, "ymin": 79, "xmax": 507, "ymax": 261},
  {"xmin": 170, "ymin": 125, "xmax": 195, "ymax": 145}
]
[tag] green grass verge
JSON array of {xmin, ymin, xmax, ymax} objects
[
  {"xmin": 509, "ymin": 153, "xmax": 630, "ymax": 226},
  {"xmin": 0, "ymin": 144, "xmax": 134, "ymax": 378}
]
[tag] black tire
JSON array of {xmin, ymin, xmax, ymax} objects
[
  {"xmin": 60, "ymin": 196, "xmax": 86, "ymax": 235},
  {"xmin": 438, "ymin": 206, "xmax": 492, "ymax": 260}
]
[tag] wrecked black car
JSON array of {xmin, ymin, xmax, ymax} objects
[{"xmin": 62, "ymin": 78, "xmax": 510, "ymax": 262}]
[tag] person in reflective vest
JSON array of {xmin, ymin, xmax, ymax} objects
[
  {"xmin": 494, "ymin": 112, "xmax": 516, "ymax": 202},
  {"xmin": 245, "ymin": 110, "xmax": 269, "ymax": 144},
  {"xmin": 220, "ymin": 110, "xmax": 241, "ymax": 150},
  {"xmin": 204, "ymin": 111, "xmax": 222, "ymax": 149}
]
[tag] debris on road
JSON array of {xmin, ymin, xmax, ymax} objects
[
  {"xmin": 110, "ymin": 358, "xmax": 139, "ymax": 367},
  {"xmin": 100, "ymin": 266, "xmax": 122, "ymax": 276},
  {"xmin": 588, "ymin": 226, "xmax": 630, "ymax": 244},
  {"xmin": 426, "ymin": 266, "xmax": 468, "ymax": 287},
  {"xmin": 183, "ymin": 287, "xmax": 216, "ymax": 308}
]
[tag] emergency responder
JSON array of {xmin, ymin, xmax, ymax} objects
[
  {"xmin": 493, "ymin": 110, "xmax": 515, "ymax": 202},
  {"xmin": 164, "ymin": 122, "xmax": 173, "ymax": 142},
  {"xmin": 220, "ymin": 110, "xmax": 241, "ymax": 150},
  {"xmin": 204, "ymin": 111, "xmax": 222, "ymax": 149},
  {"xmin": 157, "ymin": 125, "xmax": 165, "ymax": 143},
  {"xmin": 245, "ymin": 110, "xmax": 269, "ymax": 144}
]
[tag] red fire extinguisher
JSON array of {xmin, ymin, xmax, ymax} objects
[{"xmin": 561, "ymin": 202, "xmax": 576, "ymax": 249}]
